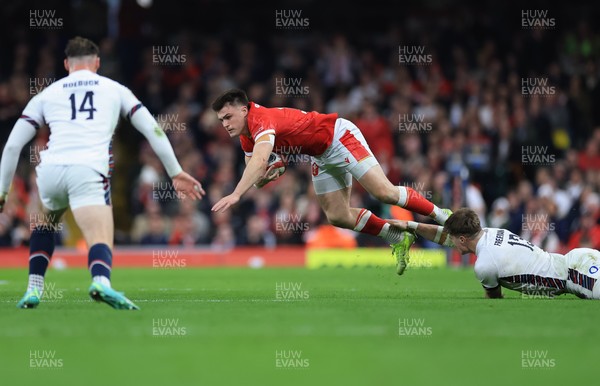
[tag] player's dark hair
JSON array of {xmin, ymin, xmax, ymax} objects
[
  {"xmin": 443, "ymin": 208, "xmax": 482, "ymax": 237},
  {"xmin": 65, "ymin": 36, "xmax": 99, "ymax": 58},
  {"xmin": 211, "ymin": 89, "xmax": 249, "ymax": 111}
]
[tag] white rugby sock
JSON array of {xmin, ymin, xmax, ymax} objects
[
  {"xmin": 27, "ymin": 274, "xmax": 45, "ymax": 297},
  {"xmin": 378, "ymin": 223, "xmax": 404, "ymax": 244},
  {"xmin": 93, "ymin": 275, "xmax": 111, "ymax": 288}
]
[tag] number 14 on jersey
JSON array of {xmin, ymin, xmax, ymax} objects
[{"xmin": 69, "ymin": 91, "xmax": 96, "ymax": 120}]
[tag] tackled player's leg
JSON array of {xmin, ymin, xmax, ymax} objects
[
  {"xmin": 312, "ymin": 163, "xmax": 413, "ymax": 274},
  {"xmin": 356, "ymin": 158, "xmax": 451, "ymax": 226}
]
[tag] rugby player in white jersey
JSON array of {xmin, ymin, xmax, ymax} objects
[
  {"xmin": 390, "ymin": 208, "xmax": 600, "ymax": 299},
  {"xmin": 0, "ymin": 37, "xmax": 205, "ymax": 309}
]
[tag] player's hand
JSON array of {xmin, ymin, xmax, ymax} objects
[
  {"xmin": 386, "ymin": 219, "xmax": 408, "ymax": 231},
  {"xmin": 211, "ymin": 193, "xmax": 241, "ymax": 213},
  {"xmin": 255, "ymin": 165, "xmax": 281, "ymax": 189},
  {"xmin": 172, "ymin": 172, "xmax": 205, "ymax": 200}
]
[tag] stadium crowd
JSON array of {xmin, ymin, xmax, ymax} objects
[{"xmin": 1, "ymin": 3, "xmax": 600, "ymax": 262}]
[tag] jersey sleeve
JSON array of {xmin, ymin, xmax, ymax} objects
[
  {"xmin": 117, "ymin": 84, "xmax": 144, "ymax": 119},
  {"xmin": 239, "ymin": 136, "xmax": 254, "ymax": 157},
  {"xmin": 20, "ymin": 94, "xmax": 44, "ymax": 129},
  {"xmin": 247, "ymin": 105, "xmax": 276, "ymax": 141},
  {"xmin": 474, "ymin": 252, "xmax": 500, "ymax": 289},
  {"xmin": 252, "ymin": 123, "xmax": 276, "ymax": 140}
]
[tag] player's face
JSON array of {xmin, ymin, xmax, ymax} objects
[
  {"xmin": 450, "ymin": 235, "xmax": 470, "ymax": 254},
  {"xmin": 217, "ymin": 103, "xmax": 248, "ymax": 137}
]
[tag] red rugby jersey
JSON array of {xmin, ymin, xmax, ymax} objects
[{"xmin": 240, "ymin": 102, "xmax": 337, "ymax": 157}]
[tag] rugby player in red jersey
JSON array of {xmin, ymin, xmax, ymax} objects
[{"xmin": 210, "ymin": 89, "xmax": 451, "ymax": 274}]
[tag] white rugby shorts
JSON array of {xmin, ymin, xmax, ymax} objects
[
  {"xmin": 311, "ymin": 118, "xmax": 379, "ymax": 195},
  {"xmin": 36, "ymin": 164, "xmax": 112, "ymax": 211}
]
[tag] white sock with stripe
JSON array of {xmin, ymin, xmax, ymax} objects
[
  {"xmin": 27, "ymin": 274, "xmax": 45, "ymax": 297},
  {"xmin": 92, "ymin": 275, "xmax": 111, "ymax": 288}
]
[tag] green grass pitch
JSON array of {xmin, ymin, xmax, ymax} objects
[{"xmin": 0, "ymin": 266, "xmax": 597, "ymax": 386}]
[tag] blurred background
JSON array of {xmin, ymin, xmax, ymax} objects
[{"xmin": 1, "ymin": 0, "xmax": 600, "ymax": 264}]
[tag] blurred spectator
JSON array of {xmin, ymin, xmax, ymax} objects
[
  {"xmin": 131, "ymin": 200, "xmax": 171, "ymax": 243},
  {"xmin": 355, "ymin": 101, "xmax": 394, "ymax": 173},
  {"xmin": 567, "ymin": 209, "xmax": 600, "ymax": 250},
  {"xmin": 139, "ymin": 214, "xmax": 169, "ymax": 245},
  {"xmin": 488, "ymin": 197, "xmax": 510, "ymax": 229},
  {"xmin": 238, "ymin": 214, "xmax": 276, "ymax": 248}
]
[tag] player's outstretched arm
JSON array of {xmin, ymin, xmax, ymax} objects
[
  {"xmin": 389, "ymin": 220, "xmax": 455, "ymax": 247},
  {"xmin": 0, "ymin": 120, "xmax": 38, "ymax": 212},
  {"xmin": 212, "ymin": 135, "xmax": 274, "ymax": 213}
]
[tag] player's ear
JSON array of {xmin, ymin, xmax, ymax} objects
[
  {"xmin": 240, "ymin": 105, "xmax": 248, "ymax": 116},
  {"xmin": 95, "ymin": 57, "xmax": 100, "ymax": 71},
  {"xmin": 63, "ymin": 59, "xmax": 69, "ymax": 72}
]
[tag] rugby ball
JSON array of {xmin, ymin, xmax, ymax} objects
[{"xmin": 267, "ymin": 152, "xmax": 286, "ymax": 176}]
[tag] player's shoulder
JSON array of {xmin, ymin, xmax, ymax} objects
[
  {"xmin": 475, "ymin": 228, "xmax": 503, "ymax": 259},
  {"xmin": 248, "ymin": 101, "xmax": 273, "ymax": 115},
  {"xmin": 32, "ymin": 74, "xmax": 68, "ymax": 100},
  {"xmin": 247, "ymin": 101, "xmax": 277, "ymax": 125},
  {"xmin": 93, "ymin": 74, "xmax": 130, "ymax": 92},
  {"xmin": 474, "ymin": 231, "xmax": 499, "ymax": 277}
]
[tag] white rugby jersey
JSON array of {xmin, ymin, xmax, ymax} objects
[
  {"xmin": 21, "ymin": 70, "xmax": 141, "ymax": 177},
  {"xmin": 474, "ymin": 228, "xmax": 569, "ymax": 296}
]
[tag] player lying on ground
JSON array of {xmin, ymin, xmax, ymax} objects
[
  {"xmin": 389, "ymin": 208, "xmax": 600, "ymax": 299},
  {"xmin": 210, "ymin": 89, "xmax": 451, "ymax": 274},
  {"xmin": 0, "ymin": 36, "xmax": 205, "ymax": 309}
]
